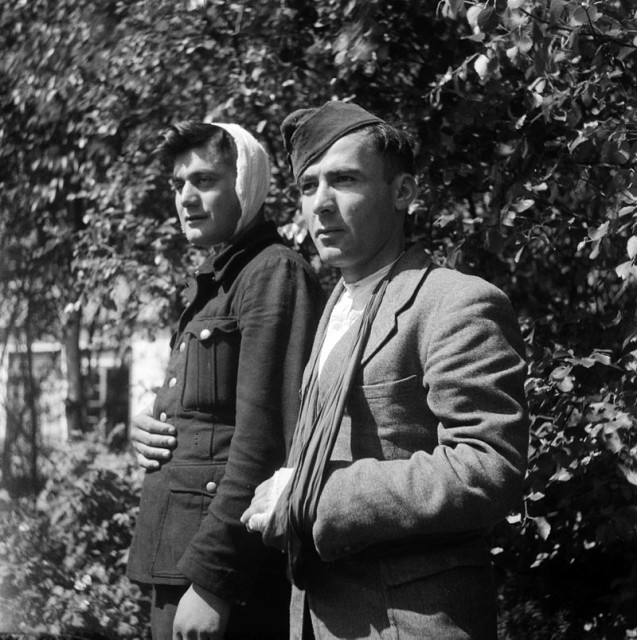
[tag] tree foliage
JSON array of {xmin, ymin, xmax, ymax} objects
[
  {"xmin": 0, "ymin": 434, "xmax": 150, "ymax": 637},
  {"xmin": 1, "ymin": 0, "xmax": 637, "ymax": 636}
]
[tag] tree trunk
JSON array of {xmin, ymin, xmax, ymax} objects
[
  {"xmin": 64, "ymin": 307, "xmax": 85, "ymax": 435},
  {"xmin": 23, "ymin": 310, "xmax": 39, "ymax": 493}
]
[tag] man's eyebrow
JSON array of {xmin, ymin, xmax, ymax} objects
[
  {"xmin": 298, "ymin": 167, "xmax": 363, "ymax": 185},
  {"xmin": 326, "ymin": 167, "xmax": 363, "ymax": 177},
  {"xmin": 171, "ymin": 170, "xmax": 220, "ymax": 180}
]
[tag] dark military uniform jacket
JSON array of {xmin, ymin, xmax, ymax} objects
[{"xmin": 128, "ymin": 221, "xmax": 323, "ymax": 609}]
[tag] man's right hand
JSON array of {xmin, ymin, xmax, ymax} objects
[{"xmin": 130, "ymin": 407, "xmax": 177, "ymax": 470}]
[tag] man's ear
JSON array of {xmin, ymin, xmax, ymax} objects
[{"xmin": 393, "ymin": 173, "xmax": 418, "ymax": 211}]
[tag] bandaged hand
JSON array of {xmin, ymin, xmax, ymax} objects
[{"xmin": 240, "ymin": 467, "xmax": 294, "ymax": 533}]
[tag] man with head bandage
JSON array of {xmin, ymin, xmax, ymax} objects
[
  {"xmin": 127, "ymin": 120, "xmax": 324, "ymax": 639},
  {"xmin": 241, "ymin": 102, "xmax": 529, "ymax": 639}
]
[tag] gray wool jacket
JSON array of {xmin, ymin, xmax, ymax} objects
[{"xmin": 264, "ymin": 243, "xmax": 529, "ymax": 640}]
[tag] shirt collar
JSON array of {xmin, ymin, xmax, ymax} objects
[{"xmin": 196, "ymin": 219, "xmax": 282, "ymax": 283}]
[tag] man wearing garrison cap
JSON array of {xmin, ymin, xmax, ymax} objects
[{"xmin": 242, "ymin": 101, "xmax": 529, "ymax": 639}]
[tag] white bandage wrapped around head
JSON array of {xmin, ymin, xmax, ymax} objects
[{"xmin": 205, "ymin": 121, "xmax": 271, "ymax": 239}]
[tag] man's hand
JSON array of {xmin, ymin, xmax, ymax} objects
[
  {"xmin": 173, "ymin": 584, "xmax": 230, "ymax": 640},
  {"xmin": 240, "ymin": 467, "xmax": 294, "ymax": 533},
  {"xmin": 130, "ymin": 407, "xmax": 177, "ymax": 470}
]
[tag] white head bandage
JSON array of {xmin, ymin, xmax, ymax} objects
[{"xmin": 205, "ymin": 121, "xmax": 271, "ymax": 239}]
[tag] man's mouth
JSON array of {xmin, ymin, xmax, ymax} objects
[{"xmin": 316, "ymin": 227, "xmax": 343, "ymax": 237}]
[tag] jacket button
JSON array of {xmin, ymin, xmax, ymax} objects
[
  {"xmin": 159, "ymin": 412, "xmax": 167, "ymax": 422},
  {"xmin": 168, "ymin": 377, "xmax": 177, "ymax": 388},
  {"xmin": 200, "ymin": 329, "xmax": 211, "ymax": 340},
  {"xmin": 206, "ymin": 482, "xmax": 217, "ymax": 492}
]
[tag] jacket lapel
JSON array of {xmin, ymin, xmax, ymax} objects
[{"xmin": 360, "ymin": 245, "xmax": 434, "ymax": 367}]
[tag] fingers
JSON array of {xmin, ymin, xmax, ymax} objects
[
  {"xmin": 240, "ymin": 498, "xmax": 261, "ymax": 526},
  {"xmin": 247, "ymin": 512, "xmax": 269, "ymax": 533},
  {"xmin": 240, "ymin": 477, "xmax": 274, "ymax": 525},
  {"xmin": 133, "ymin": 411, "xmax": 177, "ymax": 437},
  {"xmin": 132, "ymin": 438, "xmax": 173, "ymax": 461},
  {"xmin": 131, "ymin": 413, "xmax": 177, "ymax": 457},
  {"xmin": 131, "ymin": 424, "xmax": 177, "ymax": 448},
  {"xmin": 136, "ymin": 452, "xmax": 161, "ymax": 471},
  {"xmin": 130, "ymin": 412, "xmax": 177, "ymax": 469},
  {"xmin": 240, "ymin": 493, "xmax": 272, "ymax": 531}
]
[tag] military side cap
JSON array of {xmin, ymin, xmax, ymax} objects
[{"xmin": 281, "ymin": 101, "xmax": 383, "ymax": 179}]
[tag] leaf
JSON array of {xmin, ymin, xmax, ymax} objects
[
  {"xmin": 513, "ymin": 198, "xmax": 534, "ymax": 212},
  {"xmin": 477, "ymin": 7, "xmax": 499, "ymax": 32},
  {"xmin": 533, "ymin": 516, "xmax": 551, "ymax": 540},
  {"xmin": 568, "ymin": 356, "xmax": 596, "ymax": 368},
  {"xmin": 588, "ymin": 222, "xmax": 609, "ymax": 241},
  {"xmin": 550, "ymin": 365, "xmax": 572, "ymax": 381},
  {"xmin": 557, "ymin": 376, "xmax": 574, "ymax": 392},
  {"xmin": 627, "ymin": 236, "xmax": 637, "ymax": 260},
  {"xmin": 619, "ymin": 465, "xmax": 637, "ymax": 486},
  {"xmin": 570, "ymin": 7, "xmax": 589, "ymax": 26},
  {"xmin": 616, "ymin": 261, "xmax": 636, "ymax": 280},
  {"xmin": 550, "ymin": 468, "xmax": 572, "ymax": 482},
  {"xmin": 507, "ymin": 0, "xmax": 526, "ymax": 9},
  {"xmin": 110, "ymin": 276, "xmax": 132, "ymax": 312},
  {"xmin": 443, "ymin": 0, "xmax": 465, "ymax": 18},
  {"xmin": 516, "ymin": 34, "xmax": 533, "ymax": 54},
  {"xmin": 466, "ymin": 6, "xmax": 483, "ymax": 30},
  {"xmin": 590, "ymin": 351, "xmax": 613, "ymax": 366},
  {"xmin": 474, "ymin": 54, "xmax": 490, "ymax": 79},
  {"xmin": 549, "ymin": 0, "xmax": 566, "ymax": 23}
]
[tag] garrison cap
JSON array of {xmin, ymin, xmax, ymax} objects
[{"xmin": 281, "ymin": 101, "xmax": 383, "ymax": 179}]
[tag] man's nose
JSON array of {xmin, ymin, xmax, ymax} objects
[
  {"xmin": 179, "ymin": 180, "xmax": 198, "ymax": 205},
  {"xmin": 312, "ymin": 180, "xmax": 335, "ymax": 216}
]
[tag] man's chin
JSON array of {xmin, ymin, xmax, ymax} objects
[
  {"xmin": 316, "ymin": 248, "xmax": 345, "ymax": 268},
  {"xmin": 185, "ymin": 231, "xmax": 214, "ymax": 249}
]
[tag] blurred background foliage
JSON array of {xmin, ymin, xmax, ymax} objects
[{"xmin": 1, "ymin": 0, "xmax": 637, "ymax": 637}]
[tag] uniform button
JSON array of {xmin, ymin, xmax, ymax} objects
[
  {"xmin": 179, "ymin": 342, "xmax": 186, "ymax": 352},
  {"xmin": 159, "ymin": 412, "xmax": 167, "ymax": 422},
  {"xmin": 206, "ymin": 482, "xmax": 217, "ymax": 492},
  {"xmin": 168, "ymin": 377, "xmax": 177, "ymax": 388},
  {"xmin": 200, "ymin": 329, "xmax": 211, "ymax": 340}
]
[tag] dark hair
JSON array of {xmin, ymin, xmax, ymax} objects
[
  {"xmin": 154, "ymin": 121, "xmax": 236, "ymax": 167},
  {"xmin": 358, "ymin": 122, "xmax": 415, "ymax": 181}
]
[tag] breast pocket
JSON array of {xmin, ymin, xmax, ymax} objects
[{"xmin": 181, "ymin": 316, "xmax": 240, "ymax": 412}]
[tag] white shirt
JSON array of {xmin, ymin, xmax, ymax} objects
[{"xmin": 318, "ymin": 259, "xmax": 398, "ymax": 374}]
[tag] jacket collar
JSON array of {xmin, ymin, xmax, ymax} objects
[
  {"xmin": 361, "ymin": 242, "xmax": 434, "ymax": 366},
  {"xmin": 184, "ymin": 220, "xmax": 283, "ymax": 303},
  {"xmin": 303, "ymin": 243, "xmax": 434, "ymax": 387}
]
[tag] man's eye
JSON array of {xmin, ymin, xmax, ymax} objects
[
  {"xmin": 299, "ymin": 182, "xmax": 317, "ymax": 195},
  {"xmin": 193, "ymin": 175, "xmax": 216, "ymax": 188},
  {"xmin": 335, "ymin": 175, "xmax": 354, "ymax": 184},
  {"xmin": 169, "ymin": 180, "xmax": 184, "ymax": 192}
]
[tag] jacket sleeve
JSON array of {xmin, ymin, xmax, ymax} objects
[
  {"xmin": 178, "ymin": 250, "xmax": 323, "ymax": 600},
  {"xmin": 311, "ymin": 279, "xmax": 529, "ymax": 561}
]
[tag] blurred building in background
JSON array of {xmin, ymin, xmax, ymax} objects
[{"xmin": 0, "ymin": 331, "xmax": 169, "ymax": 492}]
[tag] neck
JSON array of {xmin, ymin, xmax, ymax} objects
[{"xmin": 341, "ymin": 237, "xmax": 405, "ymax": 285}]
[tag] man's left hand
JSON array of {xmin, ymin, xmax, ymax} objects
[
  {"xmin": 240, "ymin": 467, "xmax": 294, "ymax": 533},
  {"xmin": 173, "ymin": 584, "xmax": 230, "ymax": 640}
]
